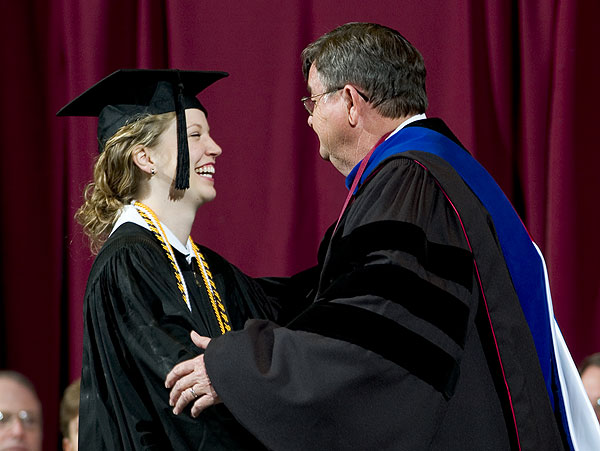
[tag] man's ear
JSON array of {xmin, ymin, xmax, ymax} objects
[
  {"xmin": 344, "ymin": 86, "xmax": 363, "ymax": 127},
  {"xmin": 132, "ymin": 145, "xmax": 154, "ymax": 174}
]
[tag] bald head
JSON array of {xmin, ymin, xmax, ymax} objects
[{"xmin": 0, "ymin": 371, "xmax": 42, "ymax": 451}]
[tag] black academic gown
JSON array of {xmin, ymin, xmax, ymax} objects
[
  {"xmin": 79, "ymin": 223, "xmax": 276, "ymax": 450},
  {"xmin": 203, "ymin": 119, "xmax": 566, "ymax": 451}
]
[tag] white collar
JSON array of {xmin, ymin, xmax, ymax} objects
[
  {"xmin": 110, "ymin": 203, "xmax": 195, "ymax": 263},
  {"xmin": 387, "ymin": 113, "xmax": 427, "ymax": 140}
]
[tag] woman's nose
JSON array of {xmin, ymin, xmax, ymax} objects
[{"xmin": 207, "ymin": 137, "xmax": 222, "ymax": 156}]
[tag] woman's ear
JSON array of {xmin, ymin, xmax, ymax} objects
[{"xmin": 132, "ymin": 145, "xmax": 155, "ymax": 175}]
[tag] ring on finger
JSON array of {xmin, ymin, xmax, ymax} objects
[{"xmin": 189, "ymin": 387, "xmax": 199, "ymax": 399}]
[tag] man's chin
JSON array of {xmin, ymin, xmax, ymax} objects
[{"xmin": 318, "ymin": 148, "xmax": 330, "ymax": 161}]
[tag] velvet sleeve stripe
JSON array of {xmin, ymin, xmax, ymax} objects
[
  {"xmin": 321, "ymin": 264, "xmax": 469, "ymax": 348},
  {"xmin": 287, "ymin": 301, "xmax": 460, "ymax": 399},
  {"xmin": 335, "ymin": 221, "xmax": 473, "ymax": 290}
]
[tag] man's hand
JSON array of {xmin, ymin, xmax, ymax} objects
[{"xmin": 165, "ymin": 331, "xmax": 221, "ymax": 417}]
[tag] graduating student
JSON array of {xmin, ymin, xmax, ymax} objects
[
  {"xmin": 165, "ymin": 23, "xmax": 600, "ymax": 450},
  {"xmin": 58, "ymin": 70, "xmax": 276, "ymax": 450}
]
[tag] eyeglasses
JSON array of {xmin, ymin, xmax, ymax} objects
[
  {"xmin": 0, "ymin": 410, "xmax": 40, "ymax": 429},
  {"xmin": 301, "ymin": 87, "xmax": 370, "ymax": 115}
]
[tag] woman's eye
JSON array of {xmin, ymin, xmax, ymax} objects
[{"xmin": 189, "ymin": 132, "xmax": 201, "ymax": 138}]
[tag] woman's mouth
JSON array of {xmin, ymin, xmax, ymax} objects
[{"xmin": 195, "ymin": 164, "xmax": 215, "ymax": 179}]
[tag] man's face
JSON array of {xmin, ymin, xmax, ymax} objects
[
  {"xmin": 581, "ymin": 365, "xmax": 600, "ymax": 422},
  {"xmin": 306, "ymin": 64, "xmax": 349, "ymax": 174},
  {"xmin": 0, "ymin": 378, "xmax": 42, "ymax": 451}
]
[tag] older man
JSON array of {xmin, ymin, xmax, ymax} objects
[
  {"xmin": 0, "ymin": 371, "xmax": 42, "ymax": 451},
  {"xmin": 166, "ymin": 22, "xmax": 598, "ymax": 450}
]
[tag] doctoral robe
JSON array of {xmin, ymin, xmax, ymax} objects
[{"xmin": 204, "ymin": 119, "xmax": 570, "ymax": 450}]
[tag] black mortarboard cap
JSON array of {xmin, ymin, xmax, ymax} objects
[{"xmin": 57, "ymin": 69, "xmax": 228, "ymax": 190}]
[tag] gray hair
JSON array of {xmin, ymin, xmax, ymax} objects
[{"xmin": 302, "ymin": 22, "xmax": 428, "ymax": 118}]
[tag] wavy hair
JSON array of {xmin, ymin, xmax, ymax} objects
[{"xmin": 75, "ymin": 112, "xmax": 175, "ymax": 253}]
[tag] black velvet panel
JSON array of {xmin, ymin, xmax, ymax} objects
[
  {"xmin": 321, "ymin": 263, "xmax": 470, "ymax": 348},
  {"xmin": 288, "ymin": 301, "xmax": 460, "ymax": 398},
  {"xmin": 331, "ymin": 220, "xmax": 473, "ymax": 290}
]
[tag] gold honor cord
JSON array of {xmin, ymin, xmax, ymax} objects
[
  {"xmin": 133, "ymin": 202, "xmax": 230, "ymax": 334},
  {"xmin": 191, "ymin": 241, "xmax": 231, "ymax": 334}
]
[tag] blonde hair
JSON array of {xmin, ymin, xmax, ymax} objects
[
  {"xmin": 59, "ymin": 378, "xmax": 80, "ymax": 438},
  {"xmin": 75, "ymin": 112, "xmax": 175, "ymax": 253}
]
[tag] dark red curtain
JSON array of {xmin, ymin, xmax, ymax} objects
[{"xmin": 1, "ymin": 1, "xmax": 598, "ymax": 449}]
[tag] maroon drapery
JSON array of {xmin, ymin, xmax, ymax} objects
[{"xmin": 1, "ymin": 1, "xmax": 598, "ymax": 449}]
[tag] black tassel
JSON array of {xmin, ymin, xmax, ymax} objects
[{"xmin": 174, "ymin": 73, "xmax": 190, "ymax": 190}]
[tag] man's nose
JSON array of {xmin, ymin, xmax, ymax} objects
[{"xmin": 7, "ymin": 417, "xmax": 26, "ymax": 436}]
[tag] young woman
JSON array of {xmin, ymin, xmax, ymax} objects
[{"xmin": 59, "ymin": 70, "xmax": 277, "ymax": 450}]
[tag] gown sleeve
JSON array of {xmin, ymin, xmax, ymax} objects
[
  {"xmin": 253, "ymin": 221, "xmax": 335, "ymax": 324},
  {"xmin": 254, "ymin": 265, "xmax": 320, "ymax": 324},
  {"xmin": 203, "ymin": 157, "xmax": 482, "ymax": 451}
]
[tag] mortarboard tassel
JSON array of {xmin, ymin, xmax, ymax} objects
[{"xmin": 174, "ymin": 73, "xmax": 190, "ymax": 190}]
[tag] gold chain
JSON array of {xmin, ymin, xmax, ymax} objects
[{"xmin": 133, "ymin": 201, "xmax": 230, "ymax": 334}]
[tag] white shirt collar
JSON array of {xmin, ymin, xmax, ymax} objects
[
  {"xmin": 110, "ymin": 203, "xmax": 195, "ymax": 262},
  {"xmin": 387, "ymin": 113, "xmax": 427, "ymax": 140}
]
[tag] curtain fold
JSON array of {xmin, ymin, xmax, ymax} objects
[{"xmin": 544, "ymin": 0, "xmax": 600, "ymax": 356}]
